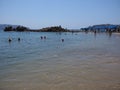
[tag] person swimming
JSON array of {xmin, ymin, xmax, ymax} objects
[
  {"xmin": 41, "ymin": 36, "xmax": 43, "ymax": 39},
  {"xmin": 8, "ymin": 38, "xmax": 12, "ymax": 42},
  {"xmin": 61, "ymin": 39, "xmax": 64, "ymax": 42},
  {"xmin": 44, "ymin": 36, "xmax": 46, "ymax": 39},
  {"xmin": 18, "ymin": 38, "xmax": 20, "ymax": 41}
]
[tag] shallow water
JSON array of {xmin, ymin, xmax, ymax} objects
[{"xmin": 0, "ymin": 31, "xmax": 120, "ymax": 90}]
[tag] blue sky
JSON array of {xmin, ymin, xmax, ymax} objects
[{"xmin": 0, "ymin": 0, "xmax": 120, "ymax": 29}]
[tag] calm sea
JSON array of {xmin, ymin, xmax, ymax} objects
[{"xmin": 0, "ymin": 30, "xmax": 120, "ymax": 90}]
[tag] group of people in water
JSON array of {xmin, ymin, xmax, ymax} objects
[
  {"xmin": 40, "ymin": 36, "xmax": 46, "ymax": 39},
  {"xmin": 8, "ymin": 36, "xmax": 64, "ymax": 42},
  {"xmin": 8, "ymin": 38, "xmax": 20, "ymax": 42}
]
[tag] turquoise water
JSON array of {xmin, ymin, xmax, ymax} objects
[{"xmin": 0, "ymin": 31, "xmax": 120, "ymax": 90}]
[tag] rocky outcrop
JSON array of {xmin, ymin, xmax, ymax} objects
[
  {"xmin": 40, "ymin": 26, "xmax": 69, "ymax": 32},
  {"xmin": 4, "ymin": 25, "xmax": 70, "ymax": 32},
  {"xmin": 4, "ymin": 26, "xmax": 28, "ymax": 32}
]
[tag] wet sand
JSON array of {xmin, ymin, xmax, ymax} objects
[{"xmin": 0, "ymin": 51, "xmax": 120, "ymax": 90}]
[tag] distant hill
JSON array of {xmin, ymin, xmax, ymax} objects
[
  {"xmin": 81, "ymin": 24, "xmax": 120, "ymax": 32},
  {"xmin": 40, "ymin": 26, "xmax": 69, "ymax": 32},
  {"xmin": 90, "ymin": 24, "xmax": 119, "ymax": 30},
  {"xmin": 1, "ymin": 24, "xmax": 120, "ymax": 32},
  {"xmin": 1, "ymin": 24, "xmax": 69, "ymax": 32},
  {"xmin": 0, "ymin": 24, "xmax": 19, "ymax": 31}
]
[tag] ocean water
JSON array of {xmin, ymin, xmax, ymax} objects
[{"xmin": 0, "ymin": 31, "xmax": 120, "ymax": 90}]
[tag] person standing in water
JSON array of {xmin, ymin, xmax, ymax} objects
[
  {"xmin": 61, "ymin": 39, "xmax": 64, "ymax": 42},
  {"xmin": 18, "ymin": 38, "xmax": 20, "ymax": 41},
  {"xmin": 8, "ymin": 38, "xmax": 12, "ymax": 42},
  {"xmin": 44, "ymin": 36, "xmax": 46, "ymax": 39}
]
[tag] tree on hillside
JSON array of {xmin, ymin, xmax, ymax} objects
[
  {"xmin": 16, "ymin": 26, "xmax": 28, "ymax": 31},
  {"xmin": 4, "ymin": 26, "xmax": 13, "ymax": 31}
]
